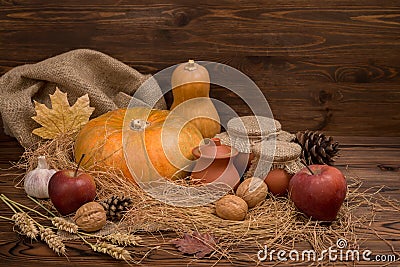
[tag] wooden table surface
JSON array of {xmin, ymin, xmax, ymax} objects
[{"xmin": 0, "ymin": 133, "xmax": 399, "ymax": 266}]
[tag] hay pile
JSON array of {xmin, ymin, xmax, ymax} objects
[{"xmin": 15, "ymin": 134, "xmax": 400, "ymax": 264}]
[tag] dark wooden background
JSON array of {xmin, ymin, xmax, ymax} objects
[
  {"xmin": 1, "ymin": 0, "xmax": 399, "ymax": 136},
  {"xmin": 0, "ymin": 1, "xmax": 399, "ymax": 266}
]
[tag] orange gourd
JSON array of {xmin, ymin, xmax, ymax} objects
[
  {"xmin": 74, "ymin": 107, "xmax": 203, "ymax": 183},
  {"xmin": 171, "ymin": 60, "xmax": 221, "ymax": 138}
]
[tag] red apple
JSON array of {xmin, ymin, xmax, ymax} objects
[
  {"xmin": 289, "ymin": 164, "xmax": 347, "ymax": 221},
  {"xmin": 48, "ymin": 169, "xmax": 96, "ymax": 216}
]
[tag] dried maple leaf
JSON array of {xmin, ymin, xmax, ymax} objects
[
  {"xmin": 172, "ymin": 231, "xmax": 219, "ymax": 258},
  {"xmin": 32, "ymin": 87, "xmax": 95, "ymax": 139}
]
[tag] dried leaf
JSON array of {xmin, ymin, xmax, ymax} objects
[
  {"xmin": 172, "ymin": 231, "xmax": 218, "ymax": 258},
  {"xmin": 32, "ymin": 87, "xmax": 95, "ymax": 139}
]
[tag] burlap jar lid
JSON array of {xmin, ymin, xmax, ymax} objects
[
  {"xmin": 254, "ymin": 140, "xmax": 302, "ymax": 162},
  {"xmin": 248, "ymin": 140, "xmax": 303, "ymax": 177},
  {"xmin": 227, "ymin": 116, "xmax": 281, "ymax": 137},
  {"xmin": 215, "ymin": 130, "xmax": 295, "ymax": 146}
]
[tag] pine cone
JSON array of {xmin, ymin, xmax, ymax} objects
[
  {"xmin": 293, "ymin": 130, "xmax": 339, "ymax": 165},
  {"xmin": 100, "ymin": 196, "xmax": 133, "ymax": 222}
]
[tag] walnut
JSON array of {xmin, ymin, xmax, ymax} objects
[
  {"xmin": 236, "ymin": 177, "xmax": 268, "ymax": 208},
  {"xmin": 215, "ymin": 195, "xmax": 248, "ymax": 221},
  {"xmin": 73, "ymin": 202, "xmax": 106, "ymax": 232}
]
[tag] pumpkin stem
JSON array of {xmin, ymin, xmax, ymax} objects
[
  {"xmin": 184, "ymin": 59, "xmax": 197, "ymax": 71},
  {"xmin": 75, "ymin": 154, "xmax": 85, "ymax": 177},
  {"xmin": 130, "ymin": 119, "xmax": 150, "ymax": 131}
]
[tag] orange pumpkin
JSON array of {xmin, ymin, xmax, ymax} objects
[{"xmin": 74, "ymin": 107, "xmax": 203, "ymax": 183}]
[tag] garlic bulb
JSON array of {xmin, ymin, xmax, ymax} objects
[{"xmin": 24, "ymin": 156, "xmax": 56, "ymax": 198}]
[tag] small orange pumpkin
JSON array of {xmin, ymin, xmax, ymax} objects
[{"xmin": 74, "ymin": 107, "xmax": 203, "ymax": 183}]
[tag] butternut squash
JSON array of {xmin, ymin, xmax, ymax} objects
[{"xmin": 171, "ymin": 60, "xmax": 221, "ymax": 138}]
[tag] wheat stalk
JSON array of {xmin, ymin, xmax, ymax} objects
[
  {"xmin": 39, "ymin": 227, "xmax": 66, "ymax": 255},
  {"xmin": 52, "ymin": 217, "xmax": 78, "ymax": 234},
  {"xmin": 12, "ymin": 212, "xmax": 39, "ymax": 240},
  {"xmin": 102, "ymin": 232, "xmax": 141, "ymax": 246},
  {"xmin": 91, "ymin": 241, "xmax": 132, "ymax": 261}
]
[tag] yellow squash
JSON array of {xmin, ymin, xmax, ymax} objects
[{"xmin": 171, "ymin": 60, "xmax": 221, "ymax": 138}]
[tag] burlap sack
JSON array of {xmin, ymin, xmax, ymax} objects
[{"xmin": 0, "ymin": 49, "xmax": 166, "ymax": 148}]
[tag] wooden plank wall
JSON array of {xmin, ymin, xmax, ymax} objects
[{"xmin": 1, "ymin": 0, "xmax": 399, "ymax": 137}]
